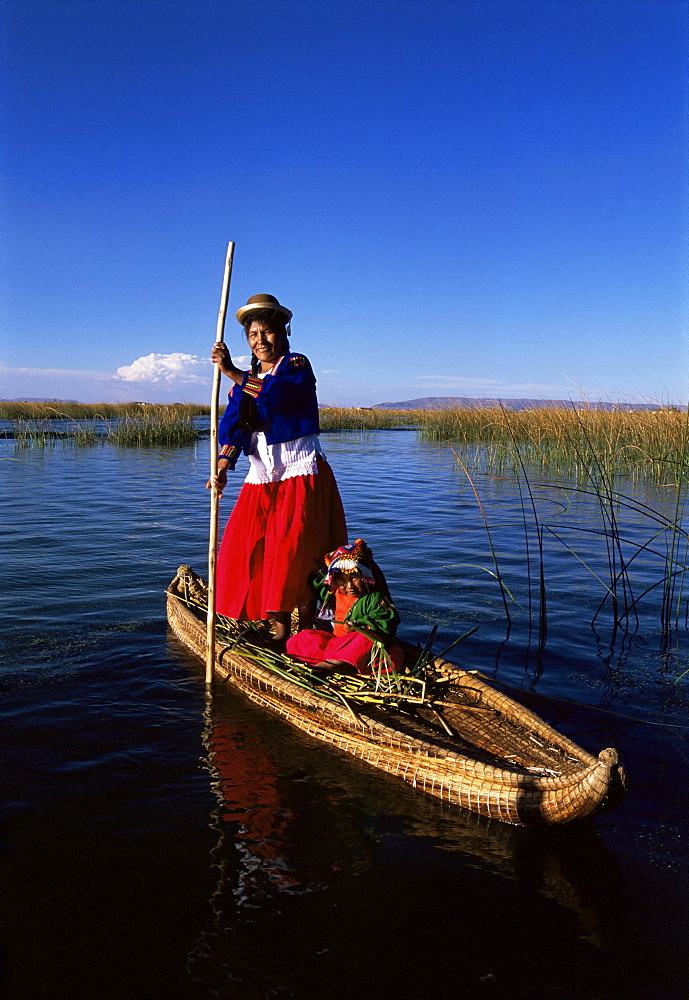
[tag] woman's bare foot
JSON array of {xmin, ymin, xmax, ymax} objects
[{"xmin": 312, "ymin": 659, "xmax": 356, "ymax": 677}]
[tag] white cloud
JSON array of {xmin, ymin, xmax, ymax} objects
[
  {"xmin": 114, "ymin": 352, "xmax": 252, "ymax": 384},
  {"xmin": 114, "ymin": 353, "xmax": 209, "ymax": 384}
]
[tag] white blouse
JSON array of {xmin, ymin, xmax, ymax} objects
[
  {"xmin": 243, "ymin": 358, "xmax": 325, "ymax": 484},
  {"xmin": 245, "ymin": 432, "xmax": 325, "ymax": 484}
]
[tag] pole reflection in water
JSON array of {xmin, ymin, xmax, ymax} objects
[
  {"xmin": 187, "ymin": 692, "xmax": 295, "ymax": 997},
  {"xmin": 212, "ymin": 715, "xmax": 299, "ymax": 903},
  {"xmin": 186, "ymin": 686, "xmax": 378, "ymax": 997}
]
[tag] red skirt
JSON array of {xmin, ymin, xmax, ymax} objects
[
  {"xmin": 216, "ymin": 456, "xmax": 347, "ymax": 621},
  {"xmin": 286, "ymin": 628, "xmax": 404, "ymax": 675}
]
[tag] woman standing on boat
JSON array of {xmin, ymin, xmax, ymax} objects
[{"xmin": 207, "ymin": 293, "xmax": 347, "ymax": 644}]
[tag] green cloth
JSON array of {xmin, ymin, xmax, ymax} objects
[
  {"xmin": 344, "ymin": 591, "xmax": 400, "ymax": 637},
  {"xmin": 311, "ymin": 567, "xmax": 400, "ymax": 640}
]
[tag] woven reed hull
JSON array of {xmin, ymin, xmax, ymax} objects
[{"xmin": 167, "ymin": 590, "xmax": 625, "ymax": 826}]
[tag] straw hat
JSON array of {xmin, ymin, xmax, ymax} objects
[{"xmin": 235, "ymin": 293, "xmax": 293, "ymax": 326}]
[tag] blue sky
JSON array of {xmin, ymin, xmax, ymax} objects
[{"xmin": 2, "ymin": 0, "xmax": 687, "ymax": 406}]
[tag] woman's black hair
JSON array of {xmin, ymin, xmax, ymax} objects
[{"xmin": 238, "ymin": 313, "xmax": 290, "ymax": 433}]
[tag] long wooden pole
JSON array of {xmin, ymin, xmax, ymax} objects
[{"xmin": 206, "ymin": 241, "xmax": 235, "ymax": 686}]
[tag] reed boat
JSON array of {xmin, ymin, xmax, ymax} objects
[{"xmin": 167, "ymin": 565, "xmax": 626, "ymax": 827}]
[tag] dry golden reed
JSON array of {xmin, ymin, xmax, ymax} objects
[
  {"xmin": 324, "ymin": 404, "xmax": 688, "ymax": 483},
  {"xmin": 0, "ymin": 401, "xmax": 208, "ymax": 420}
]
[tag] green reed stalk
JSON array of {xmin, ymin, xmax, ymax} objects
[
  {"xmin": 11, "ymin": 416, "xmax": 98, "ymax": 448},
  {"xmin": 436, "ymin": 625, "xmax": 480, "ymax": 660},
  {"xmin": 561, "ymin": 406, "xmax": 638, "ymax": 628},
  {"xmin": 451, "ymin": 448, "xmax": 689, "ymax": 638},
  {"xmin": 451, "ymin": 447, "xmax": 512, "ymax": 625},
  {"xmin": 662, "ymin": 407, "xmax": 689, "ymax": 630},
  {"xmin": 498, "ymin": 405, "xmax": 548, "ymax": 645},
  {"xmin": 525, "ymin": 482, "xmax": 689, "ymax": 628},
  {"xmin": 105, "ymin": 405, "xmax": 200, "ymax": 446}
]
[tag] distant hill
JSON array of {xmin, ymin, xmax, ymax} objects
[
  {"xmin": 1, "ymin": 397, "xmax": 81, "ymax": 403},
  {"xmin": 371, "ymin": 396, "xmax": 672, "ymax": 412}
]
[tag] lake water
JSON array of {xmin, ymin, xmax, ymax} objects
[{"xmin": 2, "ymin": 430, "xmax": 688, "ymax": 1000}]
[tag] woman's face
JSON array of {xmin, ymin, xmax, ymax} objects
[{"xmin": 246, "ymin": 320, "xmax": 287, "ymax": 370}]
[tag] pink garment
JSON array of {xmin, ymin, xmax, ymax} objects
[{"xmin": 286, "ymin": 628, "xmax": 404, "ymax": 675}]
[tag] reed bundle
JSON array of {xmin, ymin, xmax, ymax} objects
[
  {"xmin": 166, "ymin": 567, "xmax": 460, "ymax": 711},
  {"xmin": 188, "ymin": 595, "xmax": 431, "ymax": 710}
]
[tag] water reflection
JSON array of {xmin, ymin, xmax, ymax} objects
[
  {"xmin": 186, "ymin": 683, "xmax": 625, "ymax": 999},
  {"xmin": 211, "ymin": 717, "xmax": 300, "ymax": 902},
  {"xmin": 186, "ymin": 689, "xmax": 379, "ymax": 996}
]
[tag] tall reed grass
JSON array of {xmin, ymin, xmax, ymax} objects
[
  {"xmin": 0, "ymin": 401, "xmax": 209, "ymax": 420},
  {"xmin": 452, "ymin": 414, "xmax": 689, "ymax": 644},
  {"xmin": 320, "ymin": 404, "xmax": 688, "ymax": 484},
  {"xmin": 106, "ymin": 405, "xmax": 199, "ymax": 446},
  {"xmin": 320, "ymin": 404, "xmax": 688, "ymax": 483},
  {"xmin": 319, "ymin": 407, "xmax": 417, "ymax": 431},
  {"xmin": 416, "ymin": 405, "xmax": 688, "ymax": 484},
  {"xmin": 11, "ymin": 418, "xmax": 99, "ymax": 448},
  {"xmin": 2, "ymin": 402, "xmax": 205, "ymax": 447}
]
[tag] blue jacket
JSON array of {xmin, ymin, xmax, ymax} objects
[{"xmin": 218, "ymin": 353, "xmax": 320, "ymax": 470}]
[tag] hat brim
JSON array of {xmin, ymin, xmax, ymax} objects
[{"xmin": 236, "ymin": 302, "xmax": 293, "ymax": 325}]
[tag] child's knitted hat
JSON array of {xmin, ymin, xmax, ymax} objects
[{"xmin": 323, "ymin": 539, "xmax": 375, "ymax": 587}]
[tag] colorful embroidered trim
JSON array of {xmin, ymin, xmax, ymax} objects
[
  {"xmin": 286, "ymin": 354, "xmax": 308, "ymax": 370},
  {"xmin": 242, "ymin": 375, "xmax": 263, "ymax": 398},
  {"xmin": 218, "ymin": 444, "xmax": 237, "ymax": 459}
]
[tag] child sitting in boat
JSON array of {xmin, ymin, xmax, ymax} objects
[{"xmin": 285, "ymin": 539, "xmax": 404, "ymax": 675}]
